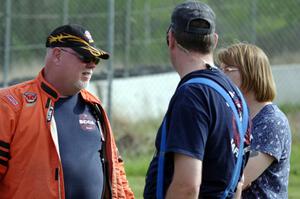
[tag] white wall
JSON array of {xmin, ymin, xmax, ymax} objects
[
  {"xmin": 88, "ymin": 72, "xmax": 180, "ymax": 120},
  {"xmin": 272, "ymin": 64, "xmax": 300, "ymax": 105},
  {"xmin": 88, "ymin": 64, "xmax": 300, "ymax": 120}
]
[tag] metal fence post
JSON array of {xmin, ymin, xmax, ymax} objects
[
  {"xmin": 124, "ymin": 0, "xmax": 132, "ymax": 77},
  {"xmin": 251, "ymin": 0, "xmax": 257, "ymax": 44},
  {"xmin": 63, "ymin": 0, "xmax": 69, "ymax": 24},
  {"xmin": 107, "ymin": 0, "xmax": 115, "ymax": 120},
  {"xmin": 144, "ymin": 1, "xmax": 151, "ymax": 46},
  {"xmin": 3, "ymin": 0, "xmax": 12, "ymax": 87}
]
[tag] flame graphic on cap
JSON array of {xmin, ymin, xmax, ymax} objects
[{"xmin": 48, "ymin": 33, "xmax": 91, "ymax": 46}]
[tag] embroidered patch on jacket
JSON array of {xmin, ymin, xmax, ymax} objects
[
  {"xmin": 24, "ymin": 92, "xmax": 37, "ymax": 104},
  {"xmin": 5, "ymin": 94, "xmax": 19, "ymax": 106},
  {"xmin": 79, "ymin": 114, "xmax": 96, "ymax": 131}
]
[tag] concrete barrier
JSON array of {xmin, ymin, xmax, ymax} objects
[{"xmin": 88, "ymin": 64, "xmax": 300, "ymax": 120}]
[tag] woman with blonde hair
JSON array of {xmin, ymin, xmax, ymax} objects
[{"xmin": 217, "ymin": 43, "xmax": 291, "ymax": 199}]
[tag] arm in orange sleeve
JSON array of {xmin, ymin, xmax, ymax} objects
[{"xmin": 0, "ymin": 97, "xmax": 17, "ymax": 179}]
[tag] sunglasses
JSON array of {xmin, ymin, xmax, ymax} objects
[{"xmin": 60, "ymin": 48, "xmax": 100, "ymax": 65}]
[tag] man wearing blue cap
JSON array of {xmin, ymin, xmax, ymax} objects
[{"xmin": 144, "ymin": 1, "xmax": 251, "ymax": 199}]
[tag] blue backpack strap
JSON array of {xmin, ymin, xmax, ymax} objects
[
  {"xmin": 156, "ymin": 117, "xmax": 167, "ymax": 199},
  {"xmin": 156, "ymin": 77, "xmax": 248, "ymax": 199}
]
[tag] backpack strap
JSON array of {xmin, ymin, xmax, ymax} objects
[
  {"xmin": 156, "ymin": 117, "xmax": 167, "ymax": 199},
  {"xmin": 156, "ymin": 77, "xmax": 248, "ymax": 199}
]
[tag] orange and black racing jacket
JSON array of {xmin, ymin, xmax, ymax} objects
[{"xmin": 0, "ymin": 69, "xmax": 134, "ymax": 199}]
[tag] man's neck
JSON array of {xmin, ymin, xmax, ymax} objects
[
  {"xmin": 176, "ymin": 53, "xmax": 214, "ymax": 79},
  {"xmin": 43, "ymin": 67, "xmax": 79, "ymax": 97}
]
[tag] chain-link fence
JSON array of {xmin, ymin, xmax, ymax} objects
[
  {"xmin": 1, "ymin": 0, "xmax": 300, "ymax": 146},
  {"xmin": 1, "ymin": 0, "xmax": 300, "ymax": 82},
  {"xmin": 1, "ymin": 1, "xmax": 300, "ymax": 197}
]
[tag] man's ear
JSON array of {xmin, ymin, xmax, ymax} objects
[
  {"xmin": 51, "ymin": 48, "xmax": 61, "ymax": 65},
  {"xmin": 168, "ymin": 31, "xmax": 176, "ymax": 49},
  {"xmin": 213, "ymin": 33, "xmax": 218, "ymax": 49}
]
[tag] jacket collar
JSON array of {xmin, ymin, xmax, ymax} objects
[
  {"xmin": 80, "ymin": 89, "xmax": 101, "ymax": 104},
  {"xmin": 36, "ymin": 68, "xmax": 60, "ymax": 101}
]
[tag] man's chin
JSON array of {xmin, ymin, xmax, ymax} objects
[{"xmin": 75, "ymin": 81, "xmax": 89, "ymax": 90}]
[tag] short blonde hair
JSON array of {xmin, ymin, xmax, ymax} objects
[{"xmin": 216, "ymin": 43, "xmax": 276, "ymax": 102}]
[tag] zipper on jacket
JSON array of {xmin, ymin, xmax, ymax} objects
[
  {"xmin": 55, "ymin": 167, "xmax": 62, "ymax": 199},
  {"xmin": 46, "ymin": 98, "xmax": 54, "ymax": 123},
  {"xmin": 91, "ymin": 104, "xmax": 112, "ymax": 199}
]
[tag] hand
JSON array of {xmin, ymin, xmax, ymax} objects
[{"xmin": 233, "ymin": 175, "xmax": 244, "ymax": 199}]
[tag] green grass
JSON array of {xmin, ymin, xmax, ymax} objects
[
  {"xmin": 124, "ymin": 155, "xmax": 152, "ymax": 199},
  {"xmin": 124, "ymin": 155, "xmax": 152, "ymax": 177},
  {"xmin": 127, "ymin": 176, "xmax": 145, "ymax": 199},
  {"xmin": 124, "ymin": 143, "xmax": 300, "ymax": 199},
  {"xmin": 119, "ymin": 105, "xmax": 300, "ymax": 198},
  {"xmin": 289, "ymin": 143, "xmax": 300, "ymax": 198}
]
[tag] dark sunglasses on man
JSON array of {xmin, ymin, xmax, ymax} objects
[{"xmin": 60, "ymin": 48, "xmax": 100, "ymax": 65}]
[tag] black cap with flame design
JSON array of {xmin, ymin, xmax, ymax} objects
[{"xmin": 46, "ymin": 24, "xmax": 109, "ymax": 60}]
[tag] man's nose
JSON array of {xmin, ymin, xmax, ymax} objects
[{"xmin": 86, "ymin": 62, "xmax": 96, "ymax": 69}]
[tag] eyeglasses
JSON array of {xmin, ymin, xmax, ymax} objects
[
  {"xmin": 220, "ymin": 65, "xmax": 239, "ymax": 73},
  {"xmin": 166, "ymin": 25, "xmax": 190, "ymax": 54},
  {"xmin": 166, "ymin": 25, "xmax": 171, "ymax": 46},
  {"xmin": 60, "ymin": 48, "xmax": 100, "ymax": 65}
]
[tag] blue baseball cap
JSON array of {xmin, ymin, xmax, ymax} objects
[{"xmin": 171, "ymin": 1, "xmax": 216, "ymax": 35}]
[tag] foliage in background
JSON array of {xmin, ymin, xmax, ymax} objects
[
  {"xmin": 1, "ymin": 0, "xmax": 300, "ymax": 82},
  {"xmin": 112, "ymin": 114, "xmax": 161, "ymax": 157},
  {"xmin": 116, "ymin": 103, "xmax": 300, "ymax": 160}
]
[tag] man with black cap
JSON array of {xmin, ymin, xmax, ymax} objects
[
  {"xmin": 0, "ymin": 24, "xmax": 134, "ymax": 199},
  {"xmin": 144, "ymin": 1, "xmax": 251, "ymax": 199}
]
